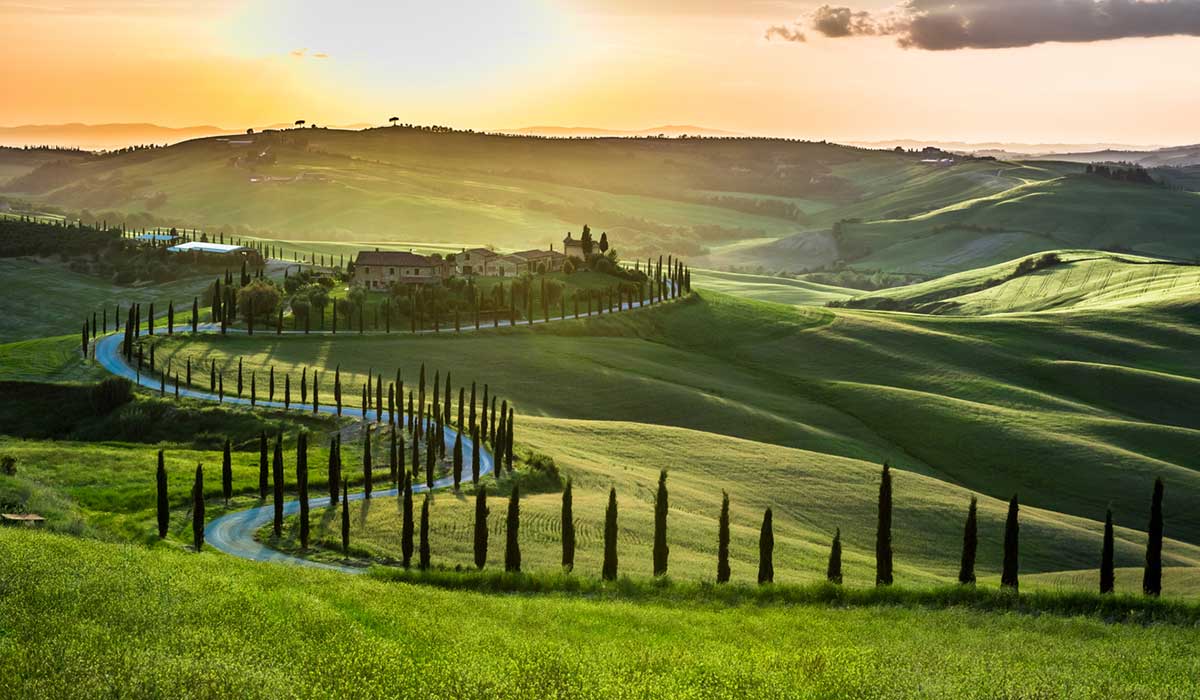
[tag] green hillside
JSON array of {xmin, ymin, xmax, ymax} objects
[
  {"xmin": 688, "ymin": 268, "xmax": 858, "ymax": 306},
  {"xmin": 6, "ymin": 529, "xmax": 1199, "ymax": 699},
  {"xmin": 837, "ymin": 250, "xmax": 1200, "ymax": 315},
  {"xmin": 140, "ymin": 289, "xmax": 1200, "ymax": 567}
]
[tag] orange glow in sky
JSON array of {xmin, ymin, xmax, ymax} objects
[{"xmin": 2, "ymin": 0, "xmax": 1199, "ymax": 144}]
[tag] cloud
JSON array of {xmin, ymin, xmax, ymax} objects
[
  {"xmin": 312, "ymin": 52, "xmax": 329, "ymax": 59},
  {"xmin": 764, "ymin": 24, "xmax": 806, "ymax": 42},
  {"xmin": 290, "ymin": 48, "xmax": 307, "ymax": 58},
  {"xmin": 768, "ymin": 0, "xmax": 1200, "ymax": 50}
]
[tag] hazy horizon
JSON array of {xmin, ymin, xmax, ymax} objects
[{"xmin": 3, "ymin": 1, "xmax": 1200, "ymax": 145}]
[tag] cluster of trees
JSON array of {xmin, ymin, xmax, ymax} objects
[{"xmin": 1085, "ymin": 163, "xmax": 1157, "ymax": 186}]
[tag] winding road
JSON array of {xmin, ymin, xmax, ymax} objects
[{"xmin": 93, "ymin": 286, "xmax": 678, "ymax": 573}]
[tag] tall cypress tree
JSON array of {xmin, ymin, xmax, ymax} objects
[
  {"xmin": 1001, "ymin": 494, "xmax": 1020, "ymax": 592},
  {"xmin": 602, "ymin": 487, "xmax": 618, "ymax": 581},
  {"xmin": 419, "ymin": 493, "xmax": 431, "ymax": 570},
  {"xmin": 1100, "ymin": 508, "xmax": 1115, "ymax": 595},
  {"xmin": 561, "ymin": 478, "xmax": 575, "ymax": 572},
  {"xmin": 1143, "ymin": 478, "xmax": 1164, "ymax": 597},
  {"xmin": 191, "ymin": 464, "xmax": 205, "ymax": 551},
  {"xmin": 717, "ymin": 490, "xmax": 730, "ymax": 584},
  {"xmin": 192, "ymin": 297, "xmax": 198, "ymax": 334},
  {"xmin": 875, "ymin": 463, "xmax": 893, "ymax": 586},
  {"xmin": 474, "ymin": 485, "xmax": 488, "ymax": 570},
  {"xmin": 959, "ymin": 496, "xmax": 978, "ymax": 585},
  {"xmin": 258, "ymin": 431, "xmax": 268, "ymax": 499},
  {"xmin": 758, "ymin": 508, "xmax": 774, "ymax": 585},
  {"xmin": 272, "ymin": 433, "xmax": 284, "ymax": 537},
  {"xmin": 329, "ymin": 435, "xmax": 340, "ymax": 507},
  {"xmin": 362, "ymin": 426, "xmax": 373, "ymax": 499},
  {"xmin": 237, "ymin": 358, "xmax": 243, "ymax": 397},
  {"xmin": 424, "ymin": 429, "xmax": 434, "ymax": 489},
  {"xmin": 298, "ymin": 432, "xmax": 309, "ymax": 549},
  {"xmin": 506, "ymin": 408, "xmax": 515, "ymax": 473},
  {"xmin": 341, "ymin": 479, "xmax": 350, "ymax": 555},
  {"xmin": 156, "ymin": 450, "xmax": 169, "ymax": 538},
  {"xmin": 221, "ymin": 438, "xmax": 233, "ymax": 504},
  {"xmin": 390, "ymin": 426, "xmax": 398, "ymax": 485},
  {"xmin": 401, "ymin": 473, "xmax": 414, "ymax": 568},
  {"xmin": 653, "ymin": 469, "xmax": 669, "ymax": 576},
  {"xmin": 471, "ymin": 423, "xmax": 480, "ymax": 485},
  {"xmin": 452, "ymin": 426, "xmax": 463, "ymax": 489},
  {"xmin": 827, "ymin": 528, "xmax": 843, "ymax": 585},
  {"xmin": 505, "ymin": 483, "xmax": 521, "ymax": 572}
]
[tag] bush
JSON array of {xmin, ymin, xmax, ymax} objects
[
  {"xmin": 0, "ymin": 455, "xmax": 16, "ymax": 476},
  {"xmin": 90, "ymin": 377, "xmax": 133, "ymax": 415}
]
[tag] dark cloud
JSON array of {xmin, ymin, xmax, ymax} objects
[{"xmin": 768, "ymin": 0, "xmax": 1200, "ymax": 50}]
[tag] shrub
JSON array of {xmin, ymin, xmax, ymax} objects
[
  {"xmin": 91, "ymin": 377, "xmax": 133, "ymax": 415},
  {"xmin": 0, "ymin": 455, "xmax": 16, "ymax": 476}
]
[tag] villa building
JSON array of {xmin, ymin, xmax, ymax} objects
[{"xmin": 353, "ymin": 250, "xmax": 444, "ymax": 289}]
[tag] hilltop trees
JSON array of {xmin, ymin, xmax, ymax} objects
[
  {"xmin": 1143, "ymin": 478, "xmax": 1164, "ymax": 597},
  {"xmin": 653, "ymin": 470, "xmax": 669, "ymax": 577},
  {"xmin": 876, "ymin": 463, "xmax": 893, "ymax": 586},
  {"xmin": 959, "ymin": 496, "xmax": 978, "ymax": 585},
  {"xmin": 561, "ymin": 479, "xmax": 575, "ymax": 572},
  {"xmin": 1001, "ymin": 495, "xmax": 1019, "ymax": 592},
  {"xmin": 758, "ymin": 508, "xmax": 774, "ymax": 585},
  {"xmin": 602, "ymin": 487, "xmax": 618, "ymax": 581}
]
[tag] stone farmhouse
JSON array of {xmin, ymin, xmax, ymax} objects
[
  {"xmin": 353, "ymin": 241, "xmax": 574, "ymax": 289},
  {"xmin": 353, "ymin": 250, "xmax": 447, "ymax": 289}
]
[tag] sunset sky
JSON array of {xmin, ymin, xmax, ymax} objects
[{"xmin": 3, "ymin": 0, "xmax": 1200, "ymax": 144}]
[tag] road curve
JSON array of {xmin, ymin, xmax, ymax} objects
[{"xmin": 94, "ymin": 330, "xmax": 495, "ymax": 574}]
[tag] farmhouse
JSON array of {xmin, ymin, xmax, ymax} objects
[
  {"xmin": 510, "ymin": 248, "xmax": 566, "ymax": 274},
  {"xmin": 455, "ymin": 247, "xmax": 498, "ymax": 276},
  {"xmin": 354, "ymin": 250, "xmax": 445, "ymax": 289},
  {"xmin": 563, "ymin": 232, "xmax": 586, "ymax": 259}
]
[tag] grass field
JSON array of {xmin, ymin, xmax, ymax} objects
[
  {"xmin": 837, "ymin": 250, "xmax": 1200, "ymax": 315},
  {"xmin": 3, "ymin": 529, "xmax": 1199, "ymax": 699},
  {"xmin": 688, "ymin": 268, "xmax": 858, "ymax": 306},
  {"xmin": 0, "ymin": 258, "xmax": 214, "ymax": 343},
  {"xmin": 128, "ymin": 288, "xmax": 1200, "ymax": 588}
]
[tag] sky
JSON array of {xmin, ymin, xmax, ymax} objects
[{"xmin": 2, "ymin": 0, "xmax": 1200, "ymax": 145}]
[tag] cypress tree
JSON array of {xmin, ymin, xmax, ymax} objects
[
  {"xmin": 758, "ymin": 508, "xmax": 774, "ymax": 585},
  {"xmin": 452, "ymin": 426, "xmax": 463, "ymax": 489},
  {"xmin": 469, "ymin": 381, "xmax": 477, "ymax": 431},
  {"xmin": 425, "ymin": 429, "xmax": 434, "ymax": 489},
  {"xmin": 959, "ymin": 496, "xmax": 978, "ymax": 585},
  {"xmin": 298, "ymin": 432, "xmax": 309, "ymax": 549},
  {"xmin": 390, "ymin": 426, "xmax": 398, "ymax": 485},
  {"xmin": 334, "ymin": 366, "xmax": 342, "ymax": 416},
  {"xmin": 312, "ymin": 370, "xmax": 319, "ymax": 413},
  {"xmin": 269, "ymin": 366, "xmax": 275, "ymax": 402},
  {"xmin": 419, "ymin": 493, "xmax": 431, "ymax": 570},
  {"xmin": 168, "ymin": 300, "xmax": 174, "ymax": 334},
  {"xmin": 602, "ymin": 487, "xmax": 618, "ymax": 581},
  {"xmin": 363, "ymin": 426, "xmax": 373, "ymax": 499},
  {"xmin": 471, "ymin": 423, "xmax": 481, "ymax": 485},
  {"xmin": 221, "ymin": 438, "xmax": 233, "ymax": 504},
  {"xmin": 376, "ymin": 374, "xmax": 383, "ymax": 423},
  {"xmin": 301, "ymin": 367, "xmax": 307, "ymax": 405},
  {"xmin": 285, "ymin": 374, "xmax": 291, "ymax": 409},
  {"xmin": 250, "ymin": 372, "xmax": 256, "ymax": 406},
  {"xmin": 1100, "ymin": 508, "xmax": 1115, "ymax": 595},
  {"xmin": 341, "ymin": 479, "xmax": 350, "ymax": 555},
  {"xmin": 191, "ymin": 464, "xmax": 205, "ymax": 551},
  {"xmin": 561, "ymin": 478, "xmax": 576, "ymax": 572},
  {"xmin": 653, "ymin": 469, "xmax": 669, "ymax": 576},
  {"xmin": 474, "ymin": 485, "xmax": 489, "ymax": 570},
  {"xmin": 506, "ymin": 408, "xmax": 515, "ymax": 473},
  {"xmin": 717, "ymin": 490, "xmax": 731, "ymax": 584},
  {"xmin": 1143, "ymin": 478, "xmax": 1164, "ymax": 596},
  {"xmin": 875, "ymin": 463, "xmax": 893, "ymax": 586},
  {"xmin": 827, "ymin": 528, "xmax": 843, "ymax": 585},
  {"xmin": 237, "ymin": 358, "xmax": 243, "ymax": 397},
  {"xmin": 481, "ymin": 384, "xmax": 489, "ymax": 440},
  {"xmin": 1001, "ymin": 494, "xmax": 1020, "ymax": 592},
  {"xmin": 272, "ymin": 433, "xmax": 284, "ymax": 537},
  {"xmin": 258, "ymin": 431, "xmax": 268, "ymax": 499},
  {"xmin": 329, "ymin": 435, "xmax": 340, "ymax": 507},
  {"xmin": 401, "ymin": 473, "xmax": 414, "ymax": 568},
  {"xmin": 156, "ymin": 450, "xmax": 169, "ymax": 538},
  {"xmin": 505, "ymin": 483, "xmax": 521, "ymax": 572}
]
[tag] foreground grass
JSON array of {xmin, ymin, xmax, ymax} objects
[{"xmin": 3, "ymin": 529, "xmax": 1199, "ymax": 699}]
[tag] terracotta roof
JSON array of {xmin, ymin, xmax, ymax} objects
[
  {"xmin": 355, "ymin": 251, "xmax": 438, "ymax": 267},
  {"xmin": 460, "ymin": 247, "xmax": 497, "ymax": 258},
  {"xmin": 511, "ymin": 249, "xmax": 564, "ymax": 260}
]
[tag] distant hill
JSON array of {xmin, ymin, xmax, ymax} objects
[
  {"xmin": 848, "ymin": 139, "xmax": 1163, "ymax": 157},
  {"xmin": 1038, "ymin": 144, "xmax": 1200, "ymax": 168},
  {"xmin": 498, "ymin": 125, "xmax": 742, "ymax": 138},
  {"xmin": 0, "ymin": 122, "xmax": 377, "ymax": 150}
]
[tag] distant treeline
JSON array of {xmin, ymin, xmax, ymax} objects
[
  {"xmin": 1085, "ymin": 163, "xmax": 1157, "ymax": 186},
  {"xmin": 0, "ymin": 217, "xmax": 119, "ymax": 257}
]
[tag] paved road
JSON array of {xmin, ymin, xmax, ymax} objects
[
  {"xmin": 92, "ymin": 283, "xmax": 680, "ymax": 572},
  {"xmin": 94, "ymin": 330, "xmax": 496, "ymax": 574}
]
